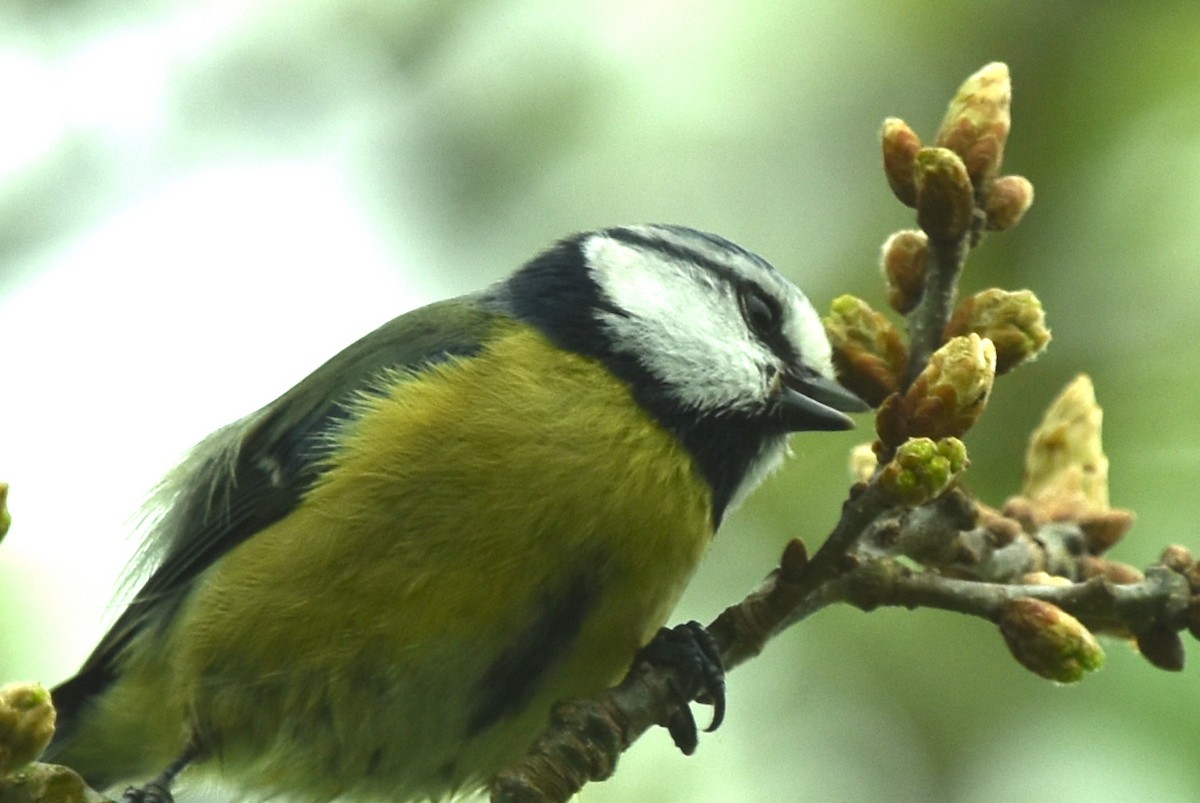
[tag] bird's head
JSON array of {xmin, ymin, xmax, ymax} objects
[{"xmin": 494, "ymin": 224, "xmax": 869, "ymax": 520}]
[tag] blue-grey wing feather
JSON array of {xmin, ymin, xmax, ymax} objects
[{"xmin": 51, "ymin": 295, "xmax": 507, "ymax": 730}]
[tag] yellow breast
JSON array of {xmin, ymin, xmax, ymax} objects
[{"xmin": 170, "ymin": 321, "xmax": 716, "ymax": 797}]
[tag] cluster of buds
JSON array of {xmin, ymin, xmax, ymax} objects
[
  {"xmin": 831, "ymin": 62, "xmax": 1184, "ymax": 691},
  {"xmin": 996, "ymin": 553, "xmax": 1188, "ymax": 680},
  {"xmin": 982, "ymin": 376, "xmax": 1182, "ymax": 678},
  {"xmin": 825, "ymin": 288, "xmax": 1047, "ymax": 426},
  {"xmin": 826, "ymin": 62, "xmax": 1046, "ymax": 434},
  {"xmin": 881, "ymin": 62, "xmax": 1033, "ymax": 241},
  {"xmin": 877, "ymin": 436, "xmax": 968, "ymax": 507}
]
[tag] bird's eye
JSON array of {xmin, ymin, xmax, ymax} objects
[{"xmin": 739, "ymin": 284, "xmax": 781, "ymax": 339}]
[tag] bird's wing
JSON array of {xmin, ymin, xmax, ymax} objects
[{"xmin": 52, "ymin": 296, "xmax": 507, "ymax": 720}]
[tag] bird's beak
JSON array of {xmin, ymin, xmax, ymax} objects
[{"xmin": 775, "ymin": 370, "xmax": 871, "ymax": 432}]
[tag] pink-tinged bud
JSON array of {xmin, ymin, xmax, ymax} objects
[
  {"xmin": 880, "ymin": 230, "xmax": 929, "ymax": 315},
  {"xmin": 823, "ymin": 295, "xmax": 908, "ymax": 408},
  {"xmin": 914, "ymin": 147, "xmax": 975, "ymax": 243},
  {"xmin": 1076, "ymin": 509, "xmax": 1136, "ymax": 555},
  {"xmin": 893, "ymin": 334, "xmax": 996, "ymax": 444},
  {"xmin": 985, "ymin": 175, "xmax": 1034, "ymax": 231},
  {"xmin": 943, "ymin": 288, "xmax": 1050, "ymax": 375},
  {"xmin": 936, "ymin": 62, "xmax": 1012, "ymax": 189},
  {"xmin": 0, "ymin": 682, "xmax": 56, "ymax": 777},
  {"xmin": 882, "ymin": 117, "xmax": 922, "ymax": 207},
  {"xmin": 999, "ymin": 597, "xmax": 1105, "ymax": 683}
]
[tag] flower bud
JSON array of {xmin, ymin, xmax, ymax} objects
[
  {"xmin": 881, "ymin": 117, "xmax": 922, "ymax": 207},
  {"xmin": 880, "ymin": 230, "xmax": 928, "ymax": 314},
  {"xmin": 0, "ymin": 682, "xmax": 56, "ymax": 777},
  {"xmin": 1022, "ymin": 375, "xmax": 1109, "ymax": 513},
  {"xmin": 823, "ymin": 295, "xmax": 908, "ymax": 408},
  {"xmin": 877, "ymin": 436, "xmax": 967, "ymax": 506},
  {"xmin": 900, "ymin": 334, "xmax": 996, "ymax": 442},
  {"xmin": 915, "ymin": 147, "xmax": 975, "ymax": 243},
  {"xmin": 984, "ymin": 175, "xmax": 1034, "ymax": 231},
  {"xmin": 943, "ymin": 288, "xmax": 1050, "ymax": 375},
  {"xmin": 935, "ymin": 62, "xmax": 1012, "ymax": 188},
  {"xmin": 999, "ymin": 597, "xmax": 1105, "ymax": 683}
]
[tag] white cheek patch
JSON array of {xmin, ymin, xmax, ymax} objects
[
  {"xmin": 584, "ymin": 236, "xmax": 769, "ymax": 413},
  {"xmin": 786, "ymin": 293, "xmax": 835, "ymax": 378}
]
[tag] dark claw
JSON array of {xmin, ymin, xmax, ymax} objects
[
  {"xmin": 635, "ymin": 620, "xmax": 727, "ymax": 755},
  {"xmin": 119, "ymin": 744, "xmax": 197, "ymax": 803},
  {"xmin": 663, "ymin": 674, "xmax": 700, "ymax": 754}
]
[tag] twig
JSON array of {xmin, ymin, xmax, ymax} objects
[
  {"xmin": 826, "ymin": 558, "xmax": 1192, "ymax": 635},
  {"xmin": 904, "ymin": 233, "xmax": 969, "ymax": 386}
]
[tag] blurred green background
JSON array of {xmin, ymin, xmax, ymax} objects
[{"xmin": 4, "ymin": 2, "xmax": 1200, "ymax": 801}]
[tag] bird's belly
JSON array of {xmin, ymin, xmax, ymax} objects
[{"xmin": 173, "ymin": 333, "xmax": 716, "ymax": 799}]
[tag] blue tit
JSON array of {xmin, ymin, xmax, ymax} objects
[{"xmin": 46, "ymin": 224, "xmax": 867, "ymax": 801}]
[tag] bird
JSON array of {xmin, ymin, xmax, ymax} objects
[{"xmin": 45, "ymin": 224, "xmax": 867, "ymax": 802}]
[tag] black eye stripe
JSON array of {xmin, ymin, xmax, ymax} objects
[
  {"xmin": 739, "ymin": 283, "xmax": 782, "ymax": 338},
  {"xmin": 738, "ymin": 282, "xmax": 802, "ymax": 366},
  {"xmin": 598, "ymin": 225, "xmax": 802, "ymax": 367}
]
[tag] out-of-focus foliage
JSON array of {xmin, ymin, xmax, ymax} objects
[{"xmin": 3, "ymin": 2, "xmax": 1200, "ymax": 801}]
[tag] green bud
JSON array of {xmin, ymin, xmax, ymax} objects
[
  {"xmin": 901, "ymin": 334, "xmax": 996, "ymax": 441},
  {"xmin": 878, "ymin": 436, "xmax": 968, "ymax": 506},
  {"xmin": 915, "ymin": 147, "xmax": 975, "ymax": 243},
  {"xmin": 999, "ymin": 597, "xmax": 1105, "ymax": 683},
  {"xmin": 944, "ymin": 288, "xmax": 1050, "ymax": 375},
  {"xmin": 0, "ymin": 682, "xmax": 56, "ymax": 777},
  {"xmin": 823, "ymin": 295, "xmax": 907, "ymax": 408}
]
